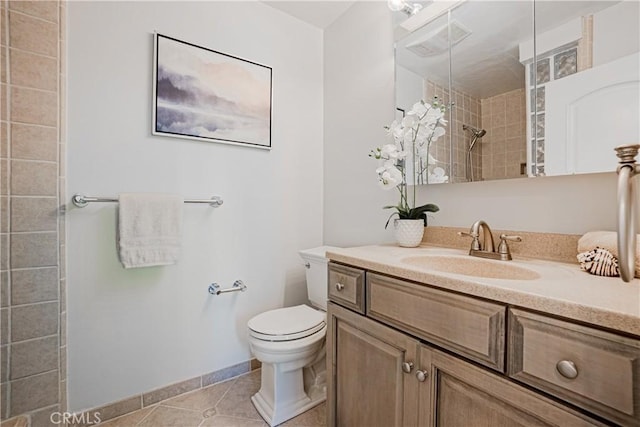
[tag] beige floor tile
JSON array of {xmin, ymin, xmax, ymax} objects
[
  {"xmin": 0, "ymin": 416, "xmax": 28, "ymax": 427},
  {"xmin": 98, "ymin": 407, "xmax": 154, "ymax": 427},
  {"xmin": 162, "ymin": 381, "xmax": 232, "ymax": 412},
  {"xmin": 95, "ymin": 370, "xmax": 326, "ymax": 427},
  {"xmin": 281, "ymin": 402, "xmax": 326, "ymax": 426},
  {"xmin": 200, "ymin": 415, "xmax": 268, "ymax": 427},
  {"xmin": 214, "ymin": 370, "xmax": 262, "ymax": 421},
  {"xmin": 137, "ymin": 406, "xmax": 202, "ymax": 427}
]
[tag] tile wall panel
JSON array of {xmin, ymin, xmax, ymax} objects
[{"xmin": 2, "ymin": 0, "xmax": 64, "ymax": 420}]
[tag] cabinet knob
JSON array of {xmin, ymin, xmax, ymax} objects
[
  {"xmin": 335, "ymin": 283, "xmax": 345, "ymax": 291},
  {"xmin": 416, "ymin": 370, "xmax": 428, "ymax": 382},
  {"xmin": 556, "ymin": 360, "xmax": 579, "ymax": 379},
  {"xmin": 402, "ymin": 362, "xmax": 414, "ymax": 373}
]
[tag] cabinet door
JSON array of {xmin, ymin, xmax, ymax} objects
[
  {"xmin": 327, "ymin": 302, "xmax": 421, "ymax": 427},
  {"xmin": 419, "ymin": 347, "xmax": 603, "ymax": 427}
]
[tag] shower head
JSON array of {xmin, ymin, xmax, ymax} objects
[{"xmin": 463, "ymin": 124, "xmax": 486, "ymax": 138}]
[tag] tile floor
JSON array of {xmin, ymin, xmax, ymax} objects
[{"xmin": 98, "ymin": 370, "xmax": 326, "ymax": 427}]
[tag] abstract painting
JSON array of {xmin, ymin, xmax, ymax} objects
[{"xmin": 153, "ymin": 34, "xmax": 272, "ymax": 149}]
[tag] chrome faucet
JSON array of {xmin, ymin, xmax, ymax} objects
[{"xmin": 458, "ymin": 220, "xmax": 522, "ymax": 261}]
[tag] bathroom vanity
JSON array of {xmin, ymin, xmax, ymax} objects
[{"xmin": 325, "ymin": 246, "xmax": 640, "ymax": 426}]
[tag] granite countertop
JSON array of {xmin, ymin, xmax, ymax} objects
[{"xmin": 326, "ymin": 244, "xmax": 640, "ymax": 337}]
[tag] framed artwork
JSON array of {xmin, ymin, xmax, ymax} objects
[{"xmin": 152, "ymin": 34, "xmax": 273, "ymax": 149}]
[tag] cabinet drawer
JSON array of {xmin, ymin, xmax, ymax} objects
[
  {"xmin": 328, "ymin": 263, "xmax": 365, "ymax": 314},
  {"xmin": 367, "ymin": 272, "xmax": 506, "ymax": 371},
  {"xmin": 508, "ymin": 308, "xmax": 640, "ymax": 426}
]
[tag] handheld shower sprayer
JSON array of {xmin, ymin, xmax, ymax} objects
[{"xmin": 462, "ymin": 124, "xmax": 486, "ymax": 182}]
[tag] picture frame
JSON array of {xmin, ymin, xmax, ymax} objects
[{"xmin": 152, "ymin": 33, "xmax": 273, "ymax": 149}]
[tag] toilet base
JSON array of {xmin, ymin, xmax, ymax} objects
[{"xmin": 251, "ymin": 358, "xmax": 326, "ymax": 426}]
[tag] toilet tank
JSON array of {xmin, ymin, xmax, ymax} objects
[{"xmin": 299, "ymin": 246, "xmax": 340, "ymax": 310}]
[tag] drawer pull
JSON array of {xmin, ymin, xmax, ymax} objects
[
  {"xmin": 335, "ymin": 283, "xmax": 345, "ymax": 291},
  {"xmin": 416, "ymin": 370, "xmax": 428, "ymax": 382},
  {"xmin": 556, "ymin": 360, "xmax": 579, "ymax": 379},
  {"xmin": 402, "ymin": 362, "xmax": 414, "ymax": 373}
]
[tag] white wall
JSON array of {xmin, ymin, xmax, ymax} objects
[
  {"xmin": 67, "ymin": 1, "xmax": 323, "ymax": 411},
  {"xmin": 324, "ymin": 1, "xmax": 397, "ymax": 247},
  {"xmin": 324, "ymin": 1, "xmax": 623, "ymax": 247},
  {"xmin": 593, "ymin": 0, "xmax": 640, "ymax": 67}
]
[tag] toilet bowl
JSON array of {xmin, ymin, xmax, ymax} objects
[{"xmin": 248, "ymin": 246, "xmax": 338, "ymax": 427}]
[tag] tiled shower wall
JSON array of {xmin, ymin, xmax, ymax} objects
[
  {"xmin": 480, "ymin": 88, "xmax": 527, "ymax": 181},
  {"xmin": 425, "ymin": 79, "xmax": 526, "ymax": 182},
  {"xmin": 1, "ymin": 0, "xmax": 66, "ymax": 423},
  {"xmin": 425, "ymin": 80, "xmax": 481, "ymax": 183}
]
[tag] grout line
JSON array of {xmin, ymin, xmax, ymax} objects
[
  {"xmin": 5, "ymin": 121, "xmax": 57, "ymax": 131},
  {"xmin": 6, "ymin": 332, "xmax": 57, "ymax": 346},
  {"xmin": 6, "ymin": 299, "xmax": 57, "ymax": 310},
  {"xmin": 7, "ymin": 83, "xmax": 57, "ymax": 95},
  {"xmin": 7, "ymin": 158, "xmax": 57, "ymax": 165},
  {"xmin": 6, "ymin": 8, "xmax": 59, "ymax": 26},
  {"xmin": 7, "ymin": 46, "xmax": 57, "ymax": 62},
  {"xmin": 134, "ymin": 404, "xmax": 156, "ymax": 426},
  {"xmin": 156, "ymin": 403, "xmax": 201, "ymax": 413},
  {"xmin": 7, "ymin": 265, "xmax": 58, "ymax": 272}
]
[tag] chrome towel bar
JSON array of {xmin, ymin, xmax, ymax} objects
[
  {"xmin": 71, "ymin": 193, "xmax": 223, "ymax": 208},
  {"xmin": 614, "ymin": 144, "xmax": 640, "ymax": 282},
  {"xmin": 208, "ymin": 280, "xmax": 247, "ymax": 295}
]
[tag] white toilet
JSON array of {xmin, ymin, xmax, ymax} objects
[{"xmin": 248, "ymin": 246, "xmax": 337, "ymax": 426}]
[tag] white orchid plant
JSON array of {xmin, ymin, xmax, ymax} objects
[{"xmin": 370, "ymin": 98, "xmax": 447, "ymax": 228}]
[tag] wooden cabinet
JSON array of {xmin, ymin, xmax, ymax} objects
[
  {"xmin": 422, "ymin": 348, "xmax": 602, "ymax": 427},
  {"xmin": 328, "ymin": 300, "xmax": 600, "ymax": 426},
  {"xmin": 326, "ymin": 267, "xmax": 625, "ymax": 426},
  {"xmin": 508, "ymin": 308, "xmax": 640, "ymax": 426},
  {"xmin": 327, "ymin": 302, "xmax": 420, "ymax": 426}
]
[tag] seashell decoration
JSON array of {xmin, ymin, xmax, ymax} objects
[{"xmin": 577, "ymin": 247, "xmax": 620, "ymax": 277}]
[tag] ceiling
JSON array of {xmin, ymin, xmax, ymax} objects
[{"xmin": 262, "ymin": 1, "xmax": 357, "ymax": 29}]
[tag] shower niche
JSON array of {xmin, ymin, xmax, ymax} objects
[{"xmin": 395, "ymin": 0, "xmax": 640, "ymax": 184}]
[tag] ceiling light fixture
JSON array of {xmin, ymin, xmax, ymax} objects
[{"xmin": 388, "ymin": 0, "xmax": 423, "ymax": 16}]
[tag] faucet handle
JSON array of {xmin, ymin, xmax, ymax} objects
[
  {"xmin": 458, "ymin": 231, "xmax": 480, "ymax": 251},
  {"xmin": 498, "ymin": 234, "xmax": 522, "ymax": 256}
]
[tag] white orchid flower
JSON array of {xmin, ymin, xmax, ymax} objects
[
  {"xmin": 415, "ymin": 125, "xmax": 434, "ymax": 142},
  {"xmin": 370, "ymin": 97, "xmax": 447, "ymax": 222},
  {"xmin": 376, "ymin": 164, "xmax": 403, "ymax": 190},
  {"xmin": 380, "ymin": 144, "xmax": 402, "ymax": 160},
  {"xmin": 401, "ymin": 114, "xmax": 418, "ymax": 128},
  {"xmin": 432, "ymin": 126, "xmax": 446, "ymax": 139},
  {"xmin": 424, "ymin": 107, "xmax": 444, "ymax": 122},
  {"xmin": 409, "ymin": 101, "xmax": 428, "ymax": 116}
]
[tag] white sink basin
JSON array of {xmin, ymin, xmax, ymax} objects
[{"xmin": 401, "ymin": 255, "xmax": 541, "ymax": 280}]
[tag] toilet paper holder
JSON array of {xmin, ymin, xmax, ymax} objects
[{"xmin": 208, "ymin": 280, "xmax": 247, "ymax": 295}]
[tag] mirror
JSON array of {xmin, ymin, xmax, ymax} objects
[{"xmin": 395, "ymin": 0, "xmax": 640, "ymax": 184}]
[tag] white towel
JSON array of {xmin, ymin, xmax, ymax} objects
[
  {"xmin": 577, "ymin": 231, "xmax": 640, "ymax": 278},
  {"xmin": 117, "ymin": 193, "xmax": 183, "ymax": 268}
]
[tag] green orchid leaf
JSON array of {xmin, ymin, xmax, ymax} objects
[
  {"xmin": 412, "ymin": 203, "xmax": 440, "ymax": 216},
  {"xmin": 384, "ymin": 212, "xmax": 399, "ymax": 229}
]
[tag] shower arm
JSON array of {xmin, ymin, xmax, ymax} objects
[{"xmin": 615, "ymin": 144, "xmax": 640, "ymax": 282}]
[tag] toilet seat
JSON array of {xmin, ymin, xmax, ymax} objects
[{"xmin": 248, "ymin": 305, "xmax": 326, "ymax": 342}]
